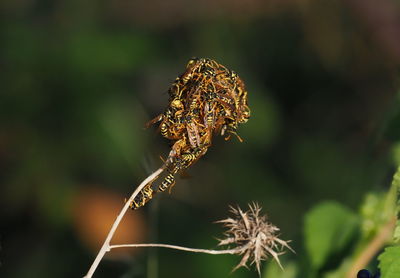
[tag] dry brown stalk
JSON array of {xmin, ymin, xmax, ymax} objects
[
  {"xmin": 83, "ymin": 167, "xmax": 164, "ymax": 278},
  {"xmin": 103, "ymin": 203, "xmax": 293, "ymax": 276}
]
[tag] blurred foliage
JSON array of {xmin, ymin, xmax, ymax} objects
[
  {"xmin": 304, "ymin": 202, "xmax": 359, "ymax": 271},
  {"xmin": 1, "ymin": 0, "xmax": 400, "ymax": 277},
  {"xmin": 263, "ymin": 168, "xmax": 399, "ymax": 278},
  {"xmin": 264, "ymin": 261, "xmax": 297, "ymax": 278}
]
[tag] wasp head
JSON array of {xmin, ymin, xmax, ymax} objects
[{"xmin": 186, "ymin": 57, "xmax": 199, "ymax": 68}]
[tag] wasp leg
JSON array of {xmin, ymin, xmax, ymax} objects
[{"xmin": 224, "ymin": 130, "xmax": 243, "ymax": 142}]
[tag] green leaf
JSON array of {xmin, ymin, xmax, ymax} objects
[
  {"xmin": 394, "ymin": 220, "xmax": 400, "ymax": 244},
  {"xmin": 392, "ymin": 167, "xmax": 400, "ymax": 243},
  {"xmin": 378, "ymin": 246, "xmax": 400, "ymax": 278},
  {"xmin": 304, "ymin": 201, "xmax": 359, "ymax": 270}
]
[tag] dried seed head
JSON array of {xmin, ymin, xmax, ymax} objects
[{"xmin": 217, "ymin": 203, "xmax": 293, "ymax": 275}]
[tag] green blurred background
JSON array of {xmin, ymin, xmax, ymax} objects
[{"xmin": 1, "ymin": 0, "xmax": 400, "ymax": 277}]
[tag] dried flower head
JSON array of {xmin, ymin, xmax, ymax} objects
[{"xmin": 217, "ymin": 203, "xmax": 293, "ymax": 275}]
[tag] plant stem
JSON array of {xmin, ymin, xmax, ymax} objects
[
  {"xmin": 110, "ymin": 243, "xmax": 241, "ymax": 255},
  {"xmin": 345, "ymin": 217, "xmax": 396, "ymax": 278},
  {"xmin": 83, "ymin": 167, "xmax": 164, "ymax": 278}
]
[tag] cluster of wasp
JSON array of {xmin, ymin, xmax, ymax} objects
[{"xmin": 130, "ymin": 58, "xmax": 250, "ymax": 209}]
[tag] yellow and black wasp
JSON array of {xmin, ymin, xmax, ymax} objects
[{"xmin": 130, "ymin": 57, "xmax": 250, "ymax": 209}]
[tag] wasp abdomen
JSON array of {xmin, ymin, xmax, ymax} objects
[{"xmin": 158, "ymin": 173, "xmax": 175, "ymax": 192}]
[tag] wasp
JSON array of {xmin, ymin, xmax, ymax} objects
[
  {"xmin": 132, "ymin": 57, "xmax": 250, "ymax": 209},
  {"xmin": 130, "ymin": 182, "xmax": 155, "ymax": 209},
  {"xmin": 156, "ymin": 147, "xmax": 206, "ymax": 194},
  {"xmin": 180, "ymin": 57, "xmax": 200, "ymax": 84}
]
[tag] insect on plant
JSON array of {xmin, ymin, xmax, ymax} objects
[
  {"xmin": 130, "ymin": 57, "xmax": 251, "ymax": 209},
  {"xmin": 84, "ymin": 58, "xmax": 294, "ymax": 278}
]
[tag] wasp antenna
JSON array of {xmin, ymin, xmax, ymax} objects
[
  {"xmin": 145, "ymin": 114, "xmax": 163, "ymax": 129},
  {"xmin": 159, "ymin": 155, "xmax": 166, "ymax": 163},
  {"xmin": 226, "ymin": 131, "xmax": 243, "ymax": 143}
]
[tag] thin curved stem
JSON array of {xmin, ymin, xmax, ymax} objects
[
  {"xmin": 110, "ymin": 243, "xmax": 242, "ymax": 255},
  {"xmin": 83, "ymin": 167, "xmax": 164, "ymax": 278},
  {"xmin": 345, "ymin": 217, "xmax": 396, "ymax": 278}
]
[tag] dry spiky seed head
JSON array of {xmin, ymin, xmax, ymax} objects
[{"xmin": 216, "ymin": 203, "xmax": 293, "ymax": 275}]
